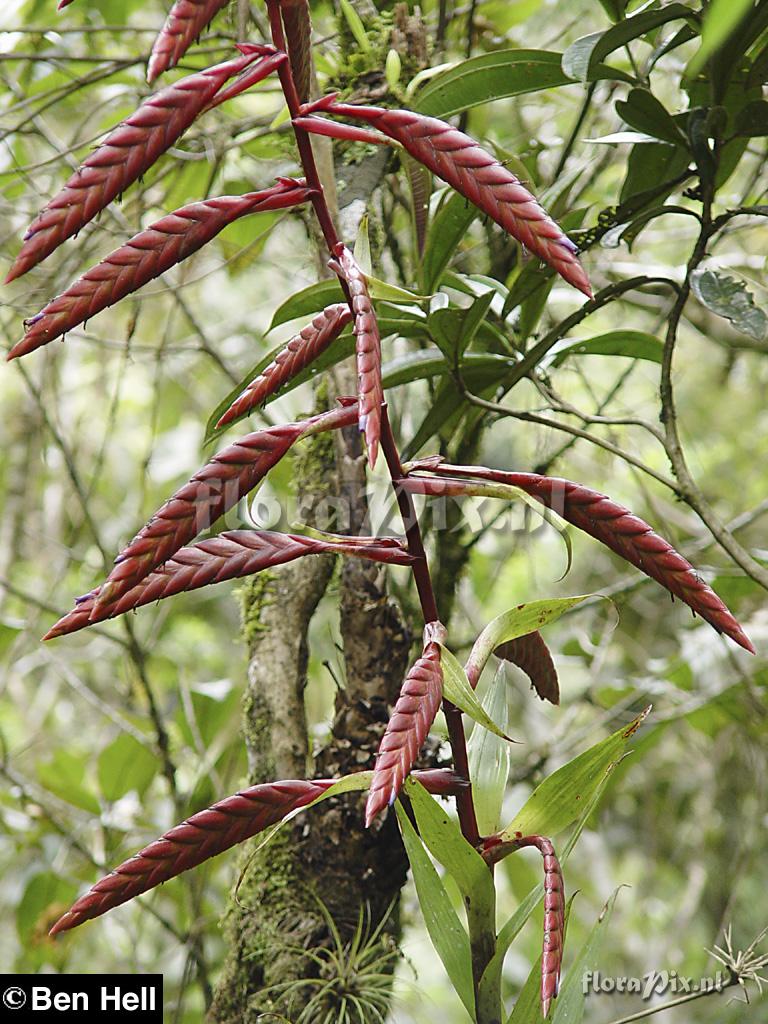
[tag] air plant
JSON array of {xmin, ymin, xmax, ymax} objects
[{"xmin": 5, "ymin": 1, "xmax": 755, "ymax": 1021}]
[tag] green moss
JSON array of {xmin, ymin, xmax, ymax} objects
[{"xmin": 238, "ymin": 571, "xmax": 277, "ymax": 649}]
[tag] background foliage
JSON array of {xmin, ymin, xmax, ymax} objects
[{"xmin": 1, "ymin": 0, "xmax": 766, "ymax": 1021}]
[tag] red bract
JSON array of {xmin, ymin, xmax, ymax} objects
[
  {"xmin": 49, "ymin": 779, "xmax": 335, "ymax": 936},
  {"xmin": 307, "ymin": 100, "xmax": 592, "ymax": 298},
  {"xmin": 495, "ymin": 631, "xmax": 560, "ymax": 705},
  {"xmin": 329, "ymin": 247, "xmax": 383, "ymax": 468},
  {"xmin": 147, "ymin": 0, "xmax": 232, "ymax": 82},
  {"xmin": 401, "ymin": 466, "xmax": 754, "ymax": 653},
  {"xmin": 9, "ymin": 180, "xmax": 312, "ymax": 361},
  {"xmin": 49, "ymin": 768, "xmax": 464, "ymax": 936},
  {"xmin": 92, "ymin": 404, "xmax": 357, "ymax": 616},
  {"xmin": 44, "ymin": 530, "xmax": 414, "ymax": 640},
  {"xmin": 483, "ymin": 834, "xmax": 564, "ymax": 1018},
  {"xmin": 5, "ymin": 50, "xmax": 275, "ymax": 283},
  {"xmin": 366, "ymin": 634, "xmax": 444, "ymax": 826},
  {"xmin": 216, "ymin": 303, "xmax": 353, "ymax": 428},
  {"xmin": 280, "ymin": 0, "xmax": 313, "ymax": 103}
]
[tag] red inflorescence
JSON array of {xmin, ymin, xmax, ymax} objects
[
  {"xmin": 9, "ymin": 181, "xmax": 312, "ymax": 361},
  {"xmin": 147, "ymin": 0, "xmax": 233, "ymax": 82},
  {"xmin": 5, "ymin": 50, "xmax": 272, "ymax": 283},
  {"xmin": 366, "ymin": 640, "xmax": 444, "ymax": 826},
  {"xmin": 313, "ymin": 101, "xmax": 592, "ymax": 298},
  {"xmin": 216, "ymin": 303, "xmax": 353, "ymax": 428}
]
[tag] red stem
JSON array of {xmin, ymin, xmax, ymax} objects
[
  {"xmin": 380, "ymin": 410, "xmax": 480, "ymax": 846},
  {"xmin": 266, "ymin": 4, "xmax": 479, "ymax": 847}
]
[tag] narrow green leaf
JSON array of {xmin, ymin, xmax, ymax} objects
[
  {"xmin": 499, "ymin": 706, "xmax": 651, "ymax": 841},
  {"xmin": 17, "ymin": 872, "xmax": 78, "ymax": 946},
  {"xmin": 735, "ymin": 100, "xmax": 768, "ymax": 137},
  {"xmin": 416, "ymin": 49, "xmax": 631, "ymax": 119},
  {"xmin": 440, "ymin": 645, "xmax": 515, "ymax": 741},
  {"xmin": 467, "ymin": 664, "xmax": 512, "ymax": 835},
  {"xmin": 395, "ymin": 802, "xmax": 476, "ymax": 1018},
  {"xmin": 339, "ymin": 0, "xmax": 371, "ymax": 52},
  {"xmin": 549, "ymin": 330, "xmax": 663, "ymax": 367},
  {"xmin": 382, "ymin": 350, "xmax": 510, "ymax": 389},
  {"xmin": 270, "ymin": 280, "xmax": 346, "ymax": 330},
  {"xmin": 691, "ymin": 268, "xmax": 768, "ymax": 342},
  {"xmin": 429, "ymin": 291, "xmax": 496, "ymax": 364}
]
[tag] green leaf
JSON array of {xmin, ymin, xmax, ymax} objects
[
  {"xmin": 620, "ymin": 140, "xmax": 690, "ymax": 203},
  {"xmin": 465, "ymin": 597, "xmax": 590, "ymax": 688},
  {"xmin": 269, "ymin": 280, "xmax": 346, "ymax": 331},
  {"xmin": 734, "ymin": 99, "xmax": 768, "ymax": 136},
  {"xmin": 615, "ymin": 88, "xmax": 687, "ymax": 146},
  {"xmin": 563, "ymin": 4, "xmax": 695, "ymax": 82},
  {"xmin": 16, "ymin": 871, "xmax": 78, "ymax": 946},
  {"xmin": 499, "ymin": 706, "xmax": 651, "ymax": 841},
  {"xmin": 551, "ymin": 889, "xmax": 622, "ymax": 1023},
  {"xmin": 382, "ymin": 350, "xmax": 510, "ymax": 389},
  {"xmin": 339, "ymin": 0, "xmax": 371, "ymax": 52},
  {"xmin": 98, "ymin": 733, "xmax": 157, "ymax": 802},
  {"xmin": 405, "ymin": 777, "xmax": 496, "ymax": 933},
  {"xmin": 37, "ymin": 749, "xmax": 101, "ymax": 815},
  {"xmin": 429, "ymin": 291, "xmax": 496, "ymax": 364},
  {"xmin": 687, "ymin": 0, "xmax": 754, "ymax": 76},
  {"xmin": 415, "ymin": 49, "xmax": 631, "ymax": 120},
  {"xmin": 423, "ymin": 190, "xmax": 481, "ymax": 293},
  {"xmin": 395, "ymin": 802, "xmax": 475, "ymax": 1018},
  {"xmin": 468, "ymin": 664, "xmax": 512, "ymax": 835},
  {"xmin": 440, "ymin": 645, "xmax": 515, "ymax": 741},
  {"xmin": 691, "ymin": 268, "xmax": 768, "ymax": 342},
  {"xmin": 549, "ymin": 330, "xmax": 663, "ymax": 367}
]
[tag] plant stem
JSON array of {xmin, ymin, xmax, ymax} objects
[{"xmin": 267, "ymin": 3, "xmax": 482, "ymax": 852}]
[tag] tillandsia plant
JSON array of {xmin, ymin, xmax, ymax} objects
[{"xmin": 4, "ymin": 1, "xmax": 761, "ymax": 1022}]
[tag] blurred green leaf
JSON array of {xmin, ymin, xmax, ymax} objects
[
  {"xmin": 37, "ymin": 749, "xmax": 100, "ymax": 815},
  {"xmin": 615, "ymin": 88, "xmax": 688, "ymax": 146},
  {"xmin": 98, "ymin": 733, "xmax": 157, "ymax": 802},
  {"xmin": 734, "ymin": 99, "xmax": 768, "ymax": 135},
  {"xmin": 550, "ymin": 330, "xmax": 663, "ymax": 366},
  {"xmin": 691, "ymin": 268, "xmax": 768, "ymax": 341},
  {"xmin": 16, "ymin": 871, "xmax": 78, "ymax": 946},
  {"xmin": 687, "ymin": 0, "xmax": 754, "ymax": 75}
]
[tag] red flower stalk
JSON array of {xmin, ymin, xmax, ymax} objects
[
  {"xmin": 92, "ymin": 403, "xmax": 358, "ymax": 615},
  {"xmin": 216, "ymin": 303, "xmax": 353, "ymax": 428},
  {"xmin": 49, "ymin": 768, "xmax": 465, "ymax": 937},
  {"xmin": 495, "ymin": 631, "xmax": 560, "ymax": 705},
  {"xmin": 9, "ymin": 180, "xmax": 312, "ymax": 361},
  {"xmin": 401, "ymin": 466, "xmax": 754, "ymax": 653},
  {"xmin": 328, "ymin": 247, "xmax": 383, "ymax": 468},
  {"xmin": 147, "ymin": 0, "xmax": 232, "ymax": 82},
  {"xmin": 5, "ymin": 49, "xmax": 276, "ymax": 283},
  {"xmin": 305, "ymin": 99, "xmax": 592, "ymax": 298},
  {"xmin": 279, "ymin": 0, "xmax": 313, "ymax": 104},
  {"xmin": 366, "ymin": 628, "xmax": 445, "ymax": 826},
  {"xmin": 483, "ymin": 834, "xmax": 564, "ymax": 1018},
  {"xmin": 44, "ymin": 530, "xmax": 414, "ymax": 640}
]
